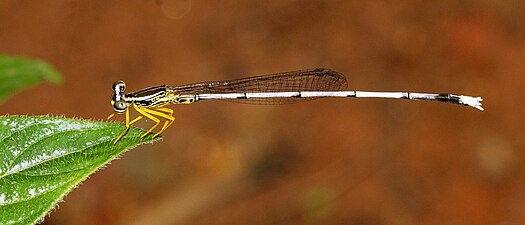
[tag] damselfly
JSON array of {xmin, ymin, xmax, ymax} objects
[{"xmin": 109, "ymin": 68, "xmax": 483, "ymax": 144}]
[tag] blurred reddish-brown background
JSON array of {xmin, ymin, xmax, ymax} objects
[{"xmin": 0, "ymin": 1, "xmax": 523, "ymax": 224}]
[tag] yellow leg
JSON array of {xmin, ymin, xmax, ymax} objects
[
  {"xmin": 113, "ymin": 108, "xmax": 130, "ymax": 145},
  {"xmin": 112, "ymin": 110, "xmax": 145, "ymax": 145},
  {"xmin": 129, "ymin": 115, "xmax": 143, "ymax": 125},
  {"xmin": 140, "ymin": 107, "xmax": 175, "ymax": 138},
  {"xmin": 154, "ymin": 108, "xmax": 175, "ymax": 136},
  {"xmin": 134, "ymin": 105, "xmax": 162, "ymax": 138},
  {"xmin": 113, "ymin": 106, "xmax": 176, "ymax": 142}
]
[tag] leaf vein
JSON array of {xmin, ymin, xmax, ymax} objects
[{"xmin": 3, "ymin": 128, "xmax": 113, "ymax": 177}]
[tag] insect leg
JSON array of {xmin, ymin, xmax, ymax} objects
[
  {"xmin": 140, "ymin": 107, "xmax": 175, "ymax": 138},
  {"xmin": 129, "ymin": 115, "xmax": 144, "ymax": 125},
  {"xmin": 153, "ymin": 107, "xmax": 175, "ymax": 135},
  {"xmin": 133, "ymin": 105, "xmax": 161, "ymax": 138},
  {"xmin": 113, "ymin": 108, "xmax": 131, "ymax": 145}
]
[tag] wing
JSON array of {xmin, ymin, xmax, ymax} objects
[{"xmin": 170, "ymin": 68, "xmax": 348, "ymax": 104}]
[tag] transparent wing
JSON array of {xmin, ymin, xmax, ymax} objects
[{"xmin": 170, "ymin": 68, "xmax": 348, "ymax": 104}]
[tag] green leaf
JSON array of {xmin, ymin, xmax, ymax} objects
[
  {"xmin": 0, "ymin": 55, "xmax": 63, "ymax": 104},
  {"xmin": 0, "ymin": 115, "xmax": 159, "ymax": 225}
]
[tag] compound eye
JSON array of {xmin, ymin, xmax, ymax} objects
[
  {"xmin": 113, "ymin": 100, "xmax": 127, "ymax": 113},
  {"xmin": 112, "ymin": 80, "xmax": 126, "ymax": 92}
]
